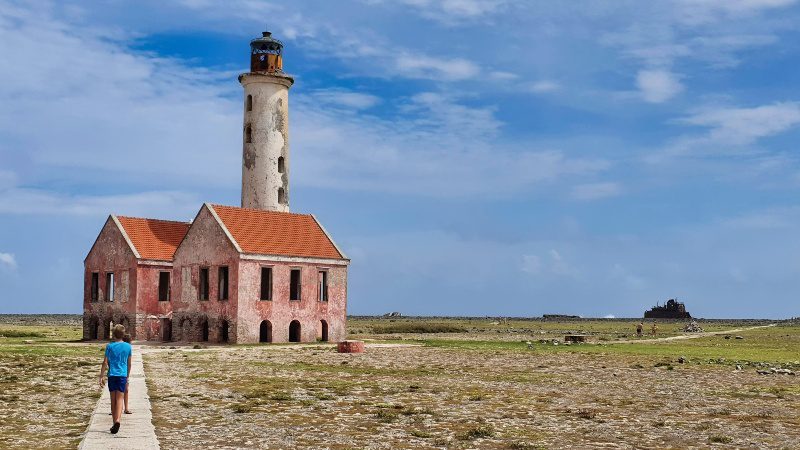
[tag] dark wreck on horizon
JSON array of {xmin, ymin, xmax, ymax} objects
[{"xmin": 644, "ymin": 298, "xmax": 691, "ymax": 319}]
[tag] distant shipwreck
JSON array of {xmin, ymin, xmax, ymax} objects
[{"xmin": 644, "ymin": 298, "xmax": 691, "ymax": 319}]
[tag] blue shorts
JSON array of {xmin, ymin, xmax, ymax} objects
[{"xmin": 108, "ymin": 376, "xmax": 128, "ymax": 393}]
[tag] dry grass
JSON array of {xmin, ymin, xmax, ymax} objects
[{"xmin": 144, "ymin": 330, "xmax": 800, "ymax": 449}]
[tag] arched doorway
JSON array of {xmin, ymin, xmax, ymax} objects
[
  {"xmin": 162, "ymin": 319, "xmax": 172, "ymax": 342},
  {"xmin": 320, "ymin": 320, "xmax": 329, "ymax": 342},
  {"xmin": 259, "ymin": 320, "xmax": 272, "ymax": 343},
  {"xmin": 180, "ymin": 318, "xmax": 192, "ymax": 341},
  {"xmin": 88, "ymin": 317, "xmax": 99, "ymax": 340},
  {"xmin": 220, "ymin": 320, "xmax": 229, "ymax": 343},
  {"xmin": 289, "ymin": 320, "xmax": 301, "ymax": 343},
  {"xmin": 200, "ymin": 319, "xmax": 209, "ymax": 342},
  {"xmin": 120, "ymin": 316, "xmax": 132, "ymax": 337}
]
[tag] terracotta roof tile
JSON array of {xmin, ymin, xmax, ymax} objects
[
  {"xmin": 116, "ymin": 216, "xmax": 190, "ymax": 261},
  {"xmin": 211, "ymin": 205, "xmax": 344, "ymax": 260}
]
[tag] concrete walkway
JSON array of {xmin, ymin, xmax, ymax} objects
[{"xmin": 79, "ymin": 346, "xmax": 160, "ymax": 449}]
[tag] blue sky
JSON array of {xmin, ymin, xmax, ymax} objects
[{"xmin": 1, "ymin": 0, "xmax": 800, "ymax": 318}]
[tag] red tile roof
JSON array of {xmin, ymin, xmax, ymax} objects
[
  {"xmin": 116, "ymin": 216, "xmax": 190, "ymax": 261},
  {"xmin": 211, "ymin": 205, "xmax": 344, "ymax": 260}
]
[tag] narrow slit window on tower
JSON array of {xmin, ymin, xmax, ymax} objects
[
  {"xmin": 318, "ymin": 270, "xmax": 328, "ymax": 302},
  {"xmin": 106, "ymin": 272, "xmax": 115, "ymax": 302},
  {"xmin": 277, "ymin": 156, "xmax": 285, "ymax": 173},
  {"xmin": 158, "ymin": 271, "xmax": 170, "ymax": 301},
  {"xmin": 246, "ymin": 94, "xmax": 253, "ymax": 111},
  {"xmin": 245, "ymin": 125, "xmax": 252, "ymax": 143},
  {"xmin": 90, "ymin": 272, "xmax": 99, "ymax": 302},
  {"xmin": 198, "ymin": 267, "xmax": 209, "ymax": 301},
  {"xmin": 260, "ymin": 267, "xmax": 272, "ymax": 301},
  {"xmin": 289, "ymin": 268, "xmax": 301, "ymax": 301},
  {"xmin": 218, "ymin": 266, "xmax": 229, "ymax": 301},
  {"xmin": 278, "ymin": 187, "xmax": 286, "ymax": 204}
]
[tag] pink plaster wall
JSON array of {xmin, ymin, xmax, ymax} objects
[
  {"xmin": 83, "ymin": 217, "xmax": 139, "ymax": 339},
  {"xmin": 171, "ymin": 205, "xmax": 241, "ymax": 343},
  {"xmin": 236, "ymin": 260, "xmax": 347, "ymax": 343}
]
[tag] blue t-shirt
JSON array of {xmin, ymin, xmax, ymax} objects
[{"xmin": 105, "ymin": 341, "xmax": 132, "ymax": 377}]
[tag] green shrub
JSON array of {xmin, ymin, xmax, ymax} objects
[{"xmin": 371, "ymin": 323, "xmax": 467, "ymax": 334}]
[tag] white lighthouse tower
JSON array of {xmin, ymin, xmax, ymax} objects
[{"xmin": 239, "ymin": 31, "xmax": 293, "ymax": 212}]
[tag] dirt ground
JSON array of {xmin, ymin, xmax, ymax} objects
[
  {"xmin": 144, "ymin": 334, "xmax": 799, "ymax": 449},
  {"xmin": 1, "ymin": 318, "xmax": 798, "ymax": 449},
  {"xmin": 0, "ymin": 325, "xmax": 101, "ymax": 449}
]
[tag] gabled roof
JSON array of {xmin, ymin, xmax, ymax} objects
[
  {"xmin": 209, "ymin": 204, "xmax": 346, "ymax": 260},
  {"xmin": 116, "ymin": 216, "xmax": 191, "ymax": 261}
]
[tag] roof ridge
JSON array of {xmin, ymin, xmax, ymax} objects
[
  {"xmin": 116, "ymin": 215, "xmax": 191, "ymax": 224},
  {"xmin": 211, "ymin": 204, "xmax": 313, "ymax": 217}
]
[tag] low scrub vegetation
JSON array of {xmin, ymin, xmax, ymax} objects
[{"xmin": 370, "ymin": 322, "xmax": 467, "ymax": 334}]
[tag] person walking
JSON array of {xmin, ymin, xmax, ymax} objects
[
  {"xmin": 99, "ymin": 324, "xmax": 132, "ymax": 434},
  {"xmin": 122, "ymin": 333, "xmax": 133, "ymax": 415}
]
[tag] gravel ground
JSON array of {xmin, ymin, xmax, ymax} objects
[
  {"xmin": 144, "ymin": 343, "xmax": 799, "ymax": 449},
  {"xmin": 0, "ymin": 345, "xmax": 102, "ymax": 449}
]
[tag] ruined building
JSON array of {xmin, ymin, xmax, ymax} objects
[
  {"xmin": 644, "ymin": 299, "xmax": 691, "ymax": 319},
  {"xmin": 83, "ymin": 31, "xmax": 349, "ymax": 343}
]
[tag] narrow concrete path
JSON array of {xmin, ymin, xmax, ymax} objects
[
  {"xmin": 79, "ymin": 346, "xmax": 159, "ymax": 449},
  {"xmin": 609, "ymin": 323, "xmax": 776, "ymax": 345}
]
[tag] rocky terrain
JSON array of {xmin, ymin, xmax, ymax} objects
[{"xmin": 144, "ymin": 331, "xmax": 799, "ymax": 449}]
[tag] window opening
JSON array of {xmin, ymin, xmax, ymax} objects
[
  {"xmin": 158, "ymin": 271, "xmax": 170, "ymax": 301},
  {"xmin": 199, "ymin": 267, "xmax": 209, "ymax": 300},
  {"xmin": 91, "ymin": 272, "xmax": 99, "ymax": 302},
  {"xmin": 289, "ymin": 268, "xmax": 301, "ymax": 301},
  {"xmin": 260, "ymin": 267, "xmax": 272, "ymax": 300},
  {"xmin": 218, "ymin": 266, "xmax": 229, "ymax": 300},
  {"xmin": 106, "ymin": 272, "xmax": 115, "ymax": 302},
  {"xmin": 318, "ymin": 270, "xmax": 328, "ymax": 302}
]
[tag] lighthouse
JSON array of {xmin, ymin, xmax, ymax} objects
[{"xmin": 239, "ymin": 31, "xmax": 294, "ymax": 212}]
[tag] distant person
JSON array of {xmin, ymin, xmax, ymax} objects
[
  {"xmin": 99, "ymin": 324, "xmax": 132, "ymax": 434},
  {"xmin": 636, "ymin": 322, "xmax": 643, "ymax": 337},
  {"xmin": 123, "ymin": 333, "xmax": 133, "ymax": 415},
  {"xmin": 651, "ymin": 321, "xmax": 658, "ymax": 336}
]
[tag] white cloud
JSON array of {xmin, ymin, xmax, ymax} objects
[
  {"xmin": 0, "ymin": 252, "xmax": 17, "ymax": 270},
  {"xmin": 603, "ymin": 314, "xmax": 616, "ymax": 319},
  {"xmin": 394, "ymin": 54, "xmax": 479, "ymax": 81},
  {"xmin": 308, "ymin": 89, "xmax": 381, "ymax": 110},
  {"xmin": 489, "ymin": 71, "xmax": 519, "ymax": 81},
  {"xmin": 383, "ymin": 0, "xmax": 509, "ymax": 23},
  {"xmin": 678, "ymin": 102, "xmax": 800, "ymax": 145},
  {"xmin": 569, "ymin": 182, "xmax": 622, "ymax": 201},
  {"xmin": 521, "ymin": 254, "xmax": 542, "ymax": 274},
  {"xmin": 0, "ymin": 188, "xmax": 201, "ymax": 219},
  {"xmin": 527, "ymin": 80, "xmax": 560, "ymax": 94},
  {"xmin": 636, "ymin": 69, "xmax": 684, "ymax": 103}
]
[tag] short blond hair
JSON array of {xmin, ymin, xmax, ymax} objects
[{"xmin": 112, "ymin": 324, "xmax": 126, "ymax": 340}]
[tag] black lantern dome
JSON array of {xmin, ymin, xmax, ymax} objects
[{"xmin": 250, "ymin": 30, "xmax": 284, "ymax": 73}]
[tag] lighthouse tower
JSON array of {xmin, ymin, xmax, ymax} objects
[{"xmin": 239, "ymin": 31, "xmax": 294, "ymax": 212}]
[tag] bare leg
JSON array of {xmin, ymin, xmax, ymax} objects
[
  {"xmin": 124, "ymin": 385, "xmax": 130, "ymax": 413},
  {"xmin": 112, "ymin": 391, "xmax": 125, "ymax": 423},
  {"xmin": 110, "ymin": 389, "xmax": 117, "ymax": 417}
]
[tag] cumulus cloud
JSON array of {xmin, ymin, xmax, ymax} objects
[
  {"xmin": 636, "ymin": 69, "xmax": 684, "ymax": 103},
  {"xmin": 0, "ymin": 252, "xmax": 16, "ymax": 270},
  {"xmin": 678, "ymin": 102, "xmax": 800, "ymax": 145}
]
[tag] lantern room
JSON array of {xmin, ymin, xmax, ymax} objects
[{"xmin": 250, "ymin": 30, "xmax": 283, "ymax": 73}]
